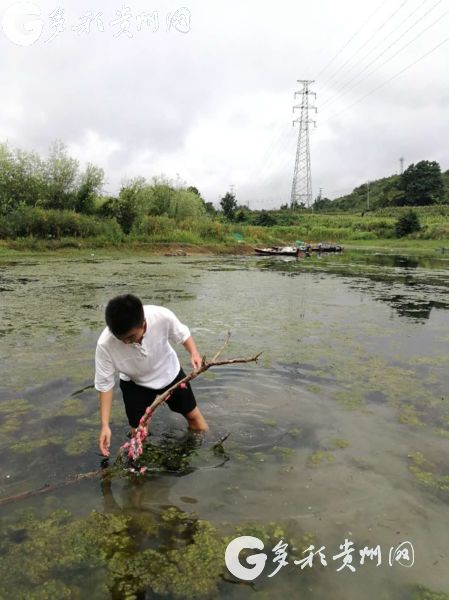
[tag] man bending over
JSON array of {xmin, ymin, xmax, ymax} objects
[{"xmin": 95, "ymin": 294, "xmax": 208, "ymax": 457}]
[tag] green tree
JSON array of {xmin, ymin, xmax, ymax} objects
[
  {"xmin": 186, "ymin": 185, "xmax": 216, "ymax": 215},
  {"xmin": 167, "ymin": 189, "xmax": 206, "ymax": 219},
  {"xmin": 148, "ymin": 176, "xmax": 176, "ymax": 216},
  {"xmin": 43, "ymin": 140, "xmax": 79, "ymax": 210},
  {"xmin": 0, "ymin": 143, "xmax": 47, "ymax": 212},
  {"xmin": 116, "ymin": 177, "xmax": 147, "ymax": 234},
  {"xmin": 399, "ymin": 160, "xmax": 444, "ymax": 206},
  {"xmin": 220, "ymin": 192, "xmax": 237, "ymax": 220},
  {"xmin": 312, "ymin": 197, "xmax": 333, "ymax": 211},
  {"xmin": 75, "ymin": 163, "xmax": 104, "ymax": 214},
  {"xmin": 97, "ymin": 195, "xmax": 120, "ymax": 220},
  {"xmin": 203, "ymin": 201, "xmax": 216, "ymax": 215},
  {"xmin": 186, "ymin": 186, "xmax": 200, "ymax": 196},
  {"xmin": 234, "ymin": 206, "xmax": 251, "ymax": 222},
  {"xmin": 252, "ymin": 210, "xmax": 276, "ymax": 226},
  {"xmin": 395, "ymin": 210, "xmax": 421, "ymax": 237}
]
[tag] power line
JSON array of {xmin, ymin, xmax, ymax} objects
[
  {"xmin": 316, "ymin": 0, "xmax": 389, "ymax": 79},
  {"xmin": 330, "ymin": 0, "xmax": 433, "ymax": 84},
  {"xmin": 243, "ymin": 122, "xmax": 295, "ymax": 204},
  {"xmin": 319, "ymin": 0, "xmax": 434, "ymax": 105},
  {"xmin": 319, "ymin": 0, "xmax": 411, "ymax": 90},
  {"xmin": 320, "ymin": 0, "xmax": 445, "ymax": 109},
  {"xmin": 244, "ymin": 119, "xmax": 292, "ymax": 186},
  {"xmin": 321, "ymin": 32, "xmax": 449, "ymax": 125}
]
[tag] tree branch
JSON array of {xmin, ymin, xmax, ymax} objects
[{"xmin": 0, "ymin": 337, "xmax": 261, "ymax": 505}]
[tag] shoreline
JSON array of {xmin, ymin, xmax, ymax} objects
[{"xmin": 1, "ymin": 238, "xmax": 448, "ymax": 259}]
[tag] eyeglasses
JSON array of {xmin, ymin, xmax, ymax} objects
[{"xmin": 118, "ymin": 320, "xmax": 147, "ymax": 344}]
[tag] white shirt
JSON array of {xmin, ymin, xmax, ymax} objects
[{"xmin": 94, "ymin": 305, "xmax": 191, "ymax": 392}]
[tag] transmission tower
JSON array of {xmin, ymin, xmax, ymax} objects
[{"xmin": 290, "ymin": 80, "xmax": 316, "ymax": 208}]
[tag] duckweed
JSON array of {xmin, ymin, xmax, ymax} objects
[
  {"xmin": 408, "ymin": 452, "xmax": 449, "ymax": 494},
  {"xmin": 307, "ymin": 450, "xmax": 336, "ymax": 468},
  {"xmin": 0, "ymin": 505, "xmax": 314, "ymax": 599}
]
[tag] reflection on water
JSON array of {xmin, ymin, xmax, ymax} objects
[
  {"xmin": 0, "ymin": 250, "xmax": 449, "ymax": 599},
  {"xmin": 253, "ymin": 251, "xmax": 449, "ymax": 322}
]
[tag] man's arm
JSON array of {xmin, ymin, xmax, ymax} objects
[
  {"xmin": 182, "ymin": 335, "xmax": 202, "ymax": 370},
  {"xmin": 98, "ymin": 389, "xmax": 113, "ymax": 456}
]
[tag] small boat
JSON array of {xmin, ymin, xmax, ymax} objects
[
  {"xmin": 310, "ymin": 243, "xmax": 343, "ymax": 252},
  {"xmin": 254, "ymin": 246, "xmax": 300, "ymax": 256},
  {"xmin": 254, "ymin": 243, "xmax": 343, "ymax": 256}
]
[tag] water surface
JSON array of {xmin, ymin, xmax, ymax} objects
[{"xmin": 0, "ymin": 250, "xmax": 448, "ymax": 599}]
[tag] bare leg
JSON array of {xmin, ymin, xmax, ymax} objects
[{"xmin": 184, "ymin": 407, "xmax": 209, "ymax": 431}]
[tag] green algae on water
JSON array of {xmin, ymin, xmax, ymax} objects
[
  {"xmin": 330, "ymin": 437, "xmax": 350, "ymax": 449},
  {"xmin": 412, "ymin": 585, "xmax": 449, "ymax": 600},
  {"xmin": 307, "ymin": 450, "xmax": 335, "ymax": 468},
  {"xmin": 0, "ymin": 506, "xmax": 314, "ymax": 600},
  {"xmin": 55, "ymin": 398, "xmax": 88, "ymax": 418},
  {"xmin": 399, "ymin": 404, "xmax": 424, "ymax": 426},
  {"xmin": 64, "ymin": 429, "xmax": 96, "ymax": 456},
  {"xmin": 0, "ymin": 398, "xmax": 34, "ymax": 413},
  {"xmin": 10, "ymin": 435, "xmax": 64, "ymax": 454},
  {"xmin": 408, "ymin": 452, "xmax": 449, "ymax": 495}
]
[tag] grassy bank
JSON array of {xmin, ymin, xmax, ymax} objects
[
  {"xmin": 1, "ymin": 238, "xmax": 448, "ymax": 260},
  {"xmin": 1, "ymin": 210, "xmax": 448, "ymax": 257}
]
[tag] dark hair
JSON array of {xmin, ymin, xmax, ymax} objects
[{"xmin": 105, "ymin": 294, "xmax": 144, "ymax": 337}]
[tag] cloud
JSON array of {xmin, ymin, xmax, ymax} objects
[{"xmin": 1, "ymin": 0, "xmax": 448, "ymax": 206}]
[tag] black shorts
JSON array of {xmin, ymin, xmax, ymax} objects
[{"xmin": 119, "ymin": 368, "xmax": 197, "ymax": 428}]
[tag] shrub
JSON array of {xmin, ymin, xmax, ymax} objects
[
  {"xmin": 252, "ymin": 211, "xmax": 277, "ymax": 226},
  {"xmin": 0, "ymin": 206, "xmax": 122, "ymax": 240},
  {"xmin": 395, "ymin": 210, "xmax": 421, "ymax": 237}
]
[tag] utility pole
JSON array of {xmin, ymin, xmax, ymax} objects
[
  {"xmin": 399, "ymin": 157, "xmax": 404, "ymax": 175},
  {"xmin": 367, "ymin": 181, "xmax": 370, "ymax": 211},
  {"xmin": 290, "ymin": 80, "xmax": 316, "ymax": 209}
]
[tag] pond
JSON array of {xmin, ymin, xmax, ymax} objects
[{"xmin": 0, "ymin": 249, "xmax": 448, "ymax": 599}]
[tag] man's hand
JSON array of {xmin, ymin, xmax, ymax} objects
[
  {"xmin": 182, "ymin": 335, "xmax": 202, "ymax": 370},
  {"xmin": 98, "ymin": 425, "xmax": 111, "ymax": 456},
  {"xmin": 190, "ymin": 351, "xmax": 202, "ymax": 370}
]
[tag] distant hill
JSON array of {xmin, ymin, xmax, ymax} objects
[{"xmin": 318, "ymin": 168, "xmax": 449, "ymax": 212}]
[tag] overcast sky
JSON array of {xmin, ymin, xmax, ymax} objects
[{"xmin": 1, "ymin": 0, "xmax": 448, "ymax": 208}]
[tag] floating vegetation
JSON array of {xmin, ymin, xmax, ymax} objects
[
  {"xmin": 399, "ymin": 404, "xmax": 424, "ymax": 426},
  {"xmin": 334, "ymin": 390, "xmax": 365, "ymax": 410},
  {"xmin": 330, "ymin": 437, "xmax": 350, "ymax": 449},
  {"xmin": 272, "ymin": 446, "xmax": 295, "ymax": 460},
  {"xmin": 307, "ymin": 450, "xmax": 335, "ymax": 468},
  {"xmin": 0, "ymin": 398, "xmax": 34, "ymax": 413},
  {"xmin": 64, "ymin": 429, "xmax": 97, "ymax": 456},
  {"xmin": 54, "ymin": 398, "xmax": 88, "ymax": 418},
  {"xmin": 0, "ymin": 414, "xmax": 22, "ymax": 433},
  {"xmin": 412, "ymin": 585, "xmax": 449, "ymax": 600},
  {"xmin": 10, "ymin": 435, "xmax": 65, "ymax": 454},
  {"xmin": 305, "ymin": 383, "xmax": 321, "ymax": 394},
  {"xmin": 0, "ymin": 505, "xmax": 313, "ymax": 600},
  {"xmin": 408, "ymin": 452, "xmax": 449, "ymax": 495},
  {"xmin": 1, "ymin": 251, "xmax": 448, "ymax": 597}
]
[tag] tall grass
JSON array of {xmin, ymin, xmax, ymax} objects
[{"xmin": 1, "ymin": 206, "xmax": 448, "ymax": 248}]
